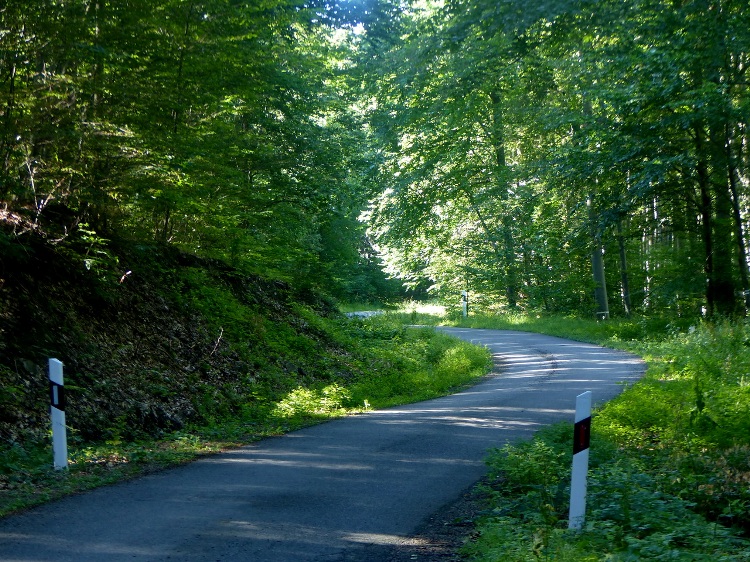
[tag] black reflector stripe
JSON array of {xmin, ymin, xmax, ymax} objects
[{"xmin": 50, "ymin": 381, "xmax": 66, "ymax": 411}]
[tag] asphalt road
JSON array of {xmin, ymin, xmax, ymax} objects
[{"xmin": 0, "ymin": 328, "xmax": 644, "ymax": 562}]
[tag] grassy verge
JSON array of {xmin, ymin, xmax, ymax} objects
[
  {"xmin": 450, "ymin": 313, "xmax": 750, "ymax": 560},
  {"xmin": 462, "ymin": 424, "xmax": 750, "ymax": 561},
  {"xmin": 337, "ymin": 302, "xmax": 398, "ymax": 313},
  {"xmin": 0, "ymin": 314, "xmax": 491, "ymax": 517}
]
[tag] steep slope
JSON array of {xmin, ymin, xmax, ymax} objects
[{"xmin": 0, "ymin": 210, "xmax": 352, "ymax": 446}]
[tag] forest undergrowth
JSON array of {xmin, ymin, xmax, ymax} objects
[{"xmin": 440, "ymin": 312, "xmax": 750, "ymax": 561}]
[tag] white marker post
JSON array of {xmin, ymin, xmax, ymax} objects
[
  {"xmin": 49, "ymin": 358, "xmax": 68, "ymax": 470},
  {"xmin": 568, "ymin": 390, "xmax": 592, "ymax": 530},
  {"xmin": 461, "ymin": 291, "xmax": 468, "ymax": 318}
]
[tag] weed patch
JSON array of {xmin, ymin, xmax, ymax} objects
[
  {"xmin": 465, "ymin": 425, "xmax": 750, "ymax": 561},
  {"xmin": 459, "ymin": 313, "xmax": 750, "ymax": 560}
]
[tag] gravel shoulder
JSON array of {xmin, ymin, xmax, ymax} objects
[{"xmin": 383, "ymin": 481, "xmax": 487, "ymax": 561}]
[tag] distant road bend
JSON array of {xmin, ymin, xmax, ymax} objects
[{"xmin": 0, "ymin": 328, "xmax": 644, "ymax": 562}]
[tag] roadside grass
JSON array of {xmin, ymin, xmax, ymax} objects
[
  {"xmin": 0, "ymin": 314, "xmax": 491, "ymax": 517},
  {"xmin": 337, "ymin": 301, "xmax": 398, "ymax": 313},
  {"xmin": 446, "ymin": 310, "xmax": 694, "ymax": 345},
  {"xmin": 450, "ymin": 312, "xmax": 750, "ymax": 560},
  {"xmin": 9, "ymin": 304, "xmax": 750, "ymax": 561},
  {"xmin": 462, "ymin": 424, "xmax": 750, "ymax": 561}
]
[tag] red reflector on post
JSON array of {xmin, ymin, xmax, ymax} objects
[{"xmin": 573, "ymin": 416, "xmax": 591, "ymax": 455}]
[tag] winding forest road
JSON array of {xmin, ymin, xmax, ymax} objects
[{"xmin": 0, "ymin": 328, "xmax": 644, "ymax": 562}]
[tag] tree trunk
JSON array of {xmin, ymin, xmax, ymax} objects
[
  {"xmin": 1, "ymin": 54, "xmax": 18, "ymax": 183},
  {"xmin": 489, "ymin": 91, "xmax": 517, "ymax": 308},
  {"xmin": 696, "ymin": 125, "xmax": 715, "ymax": 316},
  {"xmin": 616, "ymin": 218, "xmax": 632, "ymax": 317},
  {"xmin": 578, "ymin": 97, "xmax": 608, "ymax": 319},
  {"xmin": 692, "ymin": 4, "xmax": 740, "ymax": 317},
  {"xmin": 173, "ymin": 3, "xmax": 196, "ymax": 136},
  {"xmin": 727, "ymin": 123, "xmax": 750, "ymax": 314},
  {"xmin": 712, "ymin": 179, "xmax": 739, "ymax": 316},
  {"xmin": 708, "ymin": 120, "xmax": 739, "ymax": 316},
  {"xmin": 588, "ymin": 194, "xmax": 609, "ymax": 320}
]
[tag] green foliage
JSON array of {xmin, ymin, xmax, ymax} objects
[
  {"xmin": 466, "ymin": 424, "xmax": 750, "ymax": 561},
  {"xmin": 483, "ymin": 432, "xmax": 570, "ymax": 526},
  {"xmin": 345, "ymin": 316, "xmax": 492, "ymax": 408},
  {"xmin": 0, "ymin": 0, "xmax": 399, "ymax": 301},
  {"xmin": 4, "ymin": 0, "xmax": 750, "ymax": 550},
  {"xmin": 448, "ymin": 311, "xmax": 690, "ymax": 346},
  {"xmin": 460, "ymin": 315, "xmax": 750, "ymax": 559},
  {"xmin": 592, "ymin": 320, "xmax": 750, "ymax": 448},
  {"xmin": 648, "ymin": 322, "xmax": 750, "ymax": 445},
  {"xmin": 593, "ymin": 319, "xmax": 750, "ymax": 532},
  {"xmin": 0, "ymin": 296, "xmax": 491, "ymax": 516},
  {"xmin": 272, "ymin": 384, "xmax": 351, "ymax": 420},
  {"xmin": 362, "ymin": 0, "xmax": 750, "ymax": 317}
]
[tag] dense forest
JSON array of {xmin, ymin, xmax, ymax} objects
[
  {"xmin": 2, "ymin": 0, "xmax": 749, "ymax": 318},
  {"xmin": 0, "ymin": 0, "xmax": 403, "ymax": 304},
  {"xmin": 5, "ymin": 3, "xmax": 750, "ymax": 556},
  {"xmin": 364, "ymin": 0, "xmax": 750, "ymax": 318}
]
